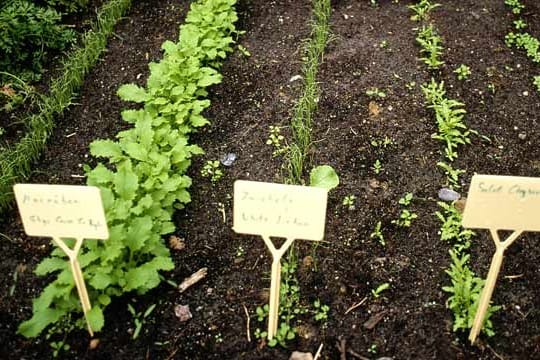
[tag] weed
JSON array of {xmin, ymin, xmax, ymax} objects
[
  {"xmin": 370, "ymin": 136, "xmax": 394, "ymax": 148},
  {"xmin": 406, "ymin": 81, "xmax": 416, "ymax": 91},
  {"xmin": 237, "ymin": 44, "xmax": 251, "ymax": 57},
  {"xmin": 371, "ymin": 283, "xmax": 390, "ymax": 298},
  {"xmin": 236, "ymin": 245, "xmax": 245, "ymax": 257},
  {"xmin": 372, "ymin": 159, "xmax": 383, "ymax": 174},
  {"xmin": 408, "ymin": 0, "xmax": 440, "ymax": 22},
  {"xmin": 533, "ymin": 75, "xmax": 540, "ymax": 93},
  {"xmin": 370, "ymin": 221, "xmax": 385, "ymax": 246},
  {"xmin": 443, "ymin": 250, "xmax": 499, "ymax": 336},
  {"xmin": 454, "ymin": 64, "xmax": 471, "ymax": 80},
  {"xmin": 392, "ymin": 209, "xmax": 418, "ymax": 227},
  {"xmin": 380, "ymin": 40, "xmax": 389, "ymax": 49},
  {"xmin": 342, "ymin": 195, "xmax": 356, "ymax": 210},
  {"xmin": 398, "ymin": 192, "xmax": 413, "ymax": 206},
  {"xmin": 201, "ymin": 160, "xmax": 223, "ymax": 183},
  {"xmin": 313, "ymin": 299, "xmax": 330, "ymax": 322},
  {"xmin": 267, "ymin": 125, "xmax": 288, "ymax": 157},
  {"xmin": 366, "ymin": 87, "xmax": 386, "ymax": 98},
  {"xmin": 127, "ymin": 303, "xmax": 156, "ymax": 340}
]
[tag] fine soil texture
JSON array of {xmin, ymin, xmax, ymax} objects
[{"xmin": 1, "ymin": 0, "xmax": 540, "ymax": 359}]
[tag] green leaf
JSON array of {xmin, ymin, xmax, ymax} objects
[
  {"xmin": 35, "ymin": 257, "xmax": 67, "ymax": 276},
  {"xmin": 87, "ymin": 306, "xmax": 105, "ymax": 332},
  {"xmin": 89, "ymin": 140, "xmax": 123, "ymax": 160},
  {"xmin": 310, "ymin": 165, "xmax": 339, "ymax": 191},
  {"xmin": 117, "ymin": 84, "xmax": 149, "ymax": 103},
  {"xmin": 113, "ymin": 162, "xmax": 139, "ymax": 200},
  {"xmin": 122, "ymin": 142, "xmax": 148, "ymax": 161},
  {"xmin": 18, "ymin": 308, "xmax": 64, "ymax": 338}
]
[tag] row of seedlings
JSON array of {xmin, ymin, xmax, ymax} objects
[
  {"xmin": 408, "ymin": 0, "xmax": 500, "ymax": 339},
  {"xmin": 18, "ymin": 0, "xmax": 239, "ymax": 346}
]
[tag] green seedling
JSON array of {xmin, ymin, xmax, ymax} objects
[
  {"xmin": 50, "ymin": 340, "xmax": 70, "ymax": 358},
  {"xmin": 368, "ymin": 343, "xmax": 378, "ymax": 354},
  {"xmin": 443, "ymin": 250, "xmax": 499, "ymax": 336},
  {"xmin": 380, "ymin": 40, "xmax": 389, "ymax": 49},
  {"xmin": 408, "ymin": 0, "xmax": 440, "ymax": 21},
  {"xmin": 201, "ymin": 160, "xmax": 223, "ymax": 183},
  {"xmin": 392, "ymin": 209, "xmax": 418, "ymax": 227},
  {"xmin": 370, "ymin": 0, "xmax": 378, "ymax": 7},
  {"xmin": 267, "ymin": 125, "xmax": 288, "ymax": 157},
  {"xmin": 127, "ymin": 303, "xmax": 156, "ymax": 340},
  {"xmin": 437, "ymin": 161, "xmax": 465, "ymax": 189},
  {"xmin": 372, "ymin": 159, "xmax": 383, "ymax": 174},
  {"xmin": 398, "ymin": 192, "xmax": 413, "ymax": 206},
  {"xmin": 313, "ymin": 299, "xmax": 330, "ymax": 322},
  {"xmin": 342, "ymin": 195, "xmax": 356, "ymax": 210},
  {"xmin": 370, "ymin": 221, "xmax": 385, "ymax": 246},
  {"xmin": 505, "ymin": 0, "xmax": 524, "ymax": 14},
  {"xmin": 487, "ymin": 83, "xmax": 496, "ymax": 94},
  {"xmin": 513, "ymin": 19, "xmax": 527, "ymax": 30},
  {"xmin": 236, "ymin": 245, "xmax": 245, "ymax": 257},
  {"xmin": 406, "ymin": 81, "xmax": 416, "ymax": 91},
  {"xmin": 370, "ymin": 136, "xmax": 394, "ymax": 148},
  {"xmin": 416, "ymin": 24, "xmax": 444, "ymax": 69},
  {"xmin": 454, "ymin": 64, "xmax": 471, "ymax": 80},
  {"xmin": 238, "ymin": 44, "xmax": 251, "ymax": 57},
  {"xmin": 533, "ymin": 75, "xmax": 540, "ymax": 93},
  {"xmin": 366, "ymin": 88, "xmax": 386, "ymax": 99},
  {"xmin": 371, "ymin": 283, "xmax": 390, "ymax": 298},
  {"xmin": 435, "ymin": 202, "xmax": 475, "ymax": 254}
]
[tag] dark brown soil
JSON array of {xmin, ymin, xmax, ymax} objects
[{"xmin": 1, "ymin": 0, "xmax": 540, "ymax": 359}]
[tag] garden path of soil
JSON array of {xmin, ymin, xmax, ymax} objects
[{"xmin": 1, "ymin": 0, "xmax": 540, "ymax": 359}]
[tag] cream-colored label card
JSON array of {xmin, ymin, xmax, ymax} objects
[
  {"xmin": 233, "ymin": 180, "xmax": 328, "ymax": 240},
  {"xmin": 14, "ymin": 184, "xmax": 109, "ymax": 239},
  {"xmin": 462, "ymin": 174, "xmax": 540, "ymax": 231}
]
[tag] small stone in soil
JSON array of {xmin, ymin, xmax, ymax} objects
[
  {"xmin": 438, "ymin": 188, "xmax": 461, "ymax": 201},
  {"xmin": 174, "ymin": 304, "xmax": 192, "ymax": 322},
  {"xmin": 289, "ymin": 351, "xmax": 313, "ymax": 360},
  {"xmin": 220, "ymin": 152, "xmax": 237, "ymax": 166}
]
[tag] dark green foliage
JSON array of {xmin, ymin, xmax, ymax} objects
[
  {"xmin": 0, "ymin": 0, "xmax": 75, "ymax": 81},
  {"xmin": 46, "ymin": 0, "xmax": 90, "ymax": 13}
]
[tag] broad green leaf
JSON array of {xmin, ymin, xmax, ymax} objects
[
  {"xmin": 87, "ymin": 306, "xmax": 105, "ymax": 332},
  {"xmin": 310, "ymin": 165, "xmax": 339, "ymax": 191},
  {"xmin": 35, "ymin": 258, "xmax": 66, "ymax": 276},
  {"xmin": 18, "ymin": 308, "xmax": 64, "ymax": 338},
  {"xmin": 117, "ymin": 84, "xmax": 149, "ymax": 103},
  {"xmin": 89, "ymin": 140, "xmax": 123, "ymax": 160},
  {"xmin": 122, "ymin": 142, "xmax": 148, "ymax": 161},
  {"xmin": 113, "ymin": 162, "xmax": 138, "ymax": 200}
]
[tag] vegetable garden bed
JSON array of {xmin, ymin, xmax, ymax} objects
[{"xmin": 1, "ymin": 0, "xmax": 539, "ymax": 359}]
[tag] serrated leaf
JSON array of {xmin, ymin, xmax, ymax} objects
[
  {"xmin": 122, "ymin": 142, "xmax": 148, "ymax": 161},
  {"xmin": 35, "ymin": 257, "xmax": 67, "ymax": 276},
  {"xmin": 18, "ymin": 308, "xmax": 64, "ymax": 338},
  {"xmin": 310, "ymin": 165, "xmax": 339, "ymax": 191},
  {"xmin": 90, "ymin": 140, "xmax": 123, "ymax": 160},
  {"xmin": 117, "ymin": 84, "xmax": 149, "ymax": 103},
  {"xmin": 126, "ymin": 216, "xmax": 153, "ymax": 252}
]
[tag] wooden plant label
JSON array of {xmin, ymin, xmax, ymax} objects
[
  {"xmin": 14, "ymin": 184, "xmax": 109, "ymax": 337},
  {"xmin": 233, "ymin": 180, "xmax": 328, "ymax": 340},
  {"xmin": 462, "ymin": 174, "xmax": 540, "ymax": 343}
]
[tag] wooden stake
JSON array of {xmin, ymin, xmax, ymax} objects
[
  {"xmin": 53, "ymin": 237, "xmax": 94, "ymax": 337},
  {"xmin": 469, "ymin": 229, "xmax": 523, "ymax": 343},
  {"xmin": 261, "ymin": 235, "xmax": 295, "ymax": 340}
]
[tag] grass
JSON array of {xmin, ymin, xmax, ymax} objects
[{"xmin": 0, "ymin": 0, "xmax": 133, "ymax": 212}]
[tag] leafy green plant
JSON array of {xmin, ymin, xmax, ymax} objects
[
  {"xmin": 366, "ymin": 87, "xmax": 386, "ymax": 99},
  {"xmin": 435, "ymin": 202, "xmax": 475, "ymax": 253},
  {"xmin": 201, "ymin": 160, "xmax": 223, "ymax": 183},
  {"xmin": 50, "ymin": 340, "xmax": 70, "ymax": 358},
  {"xmin": 370, "ymin": 136, "xmax": 394, "ymax": 148},
  {"xmin": 398, "ymin": 192, "xmax": 413, "ymax": 206},
  {"xmin": 0, "ymin": 0, "xmax": 75, "ymax": 80},
  {"xmin": 313, "ymin": 299, "xmax": 329, "ymax": 322},
  {"xmin": 46, "ymin": 0, "xmax": 89, "ymax": 13},
  {"xmin": 368, "ymin": 343, "xmax": 378, "ymax": 354},
  {"xmin": 416, "ymin": 24, "xmax": 444, "ymax": 69},
  {"xmin": 342, "ymin": 195, "xmax": 356, "ymax": 210},
  {"xmin": 372, "ymin": 159, "xmax": 383, "ymax": 174},
  {"xmin": 437, "ymin": 161, "xmax": 465, "ymax": 188},
  {"xmin": 310, "ymin": 165, "xmax": 339, "ymax": 191},
  {"xmin": 370, "ymin": 221, "xmax": 385, "ymax": 246},
  {"xmin": 505, "ymin": 0, "xmax": 524, "ymax": 15},
  {"xmin": 371, "ymin": 282, "xmax": 390, "ymax": 298},
  {"xmin": 454, "ymin": 64, "xmax": 471, "ymax": 80},
  {"xmin": 513, "ymin": 19, "xmax": 527, "ymax": 30},
  {"xmin": 533, "ymin": 75, "xmax": 540, "ymax": 93},
  {"xmin": 266, "ymin": 125, "xmax": 288, "ymax": 157},
  {"xmin": 408, "ymin": 0, "xmax": 440, "ymax": 22},
  {"xmin": 18, "ymin": 0, "xmax": 239, "ymax": 338},
  {"xmin": 505, "ymin": 32, "xmax": 540, "ymax": 63},
  {"xmin": 421, "ymin": 79, "xmax": 471, "ymax": 161},
  {"xmin": 127, "ymin": 303, "xmax": 156, "ymax": 339},
  {"xmin": 392, "ymin": 209, "xmax": 417, "ymax": 227},
  {"xmin": 443, "ymin": 250, "xmax": 500, "ymax": 336}
]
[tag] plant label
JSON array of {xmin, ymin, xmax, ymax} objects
[
  {"xmin": 233, "ymin": 180, "xmax": 328, "ymax": 340},
  {"xmin": 14, "ymin": 184, "xmax": 109, "ymax": 239},
  {"xmin": 462, "ymin": 174, "xmax": 540, "ymax": 343},
  {"xmin": 233, "ymin": 180, "xmax": 327, "ymax": 240},
  {"xmin": 14, "ymin": 184, "xmax": 110, "ymax": 337},
  {"xmin": 462, "ymin": 174, "xmax": 540, "ymax": 231}
]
